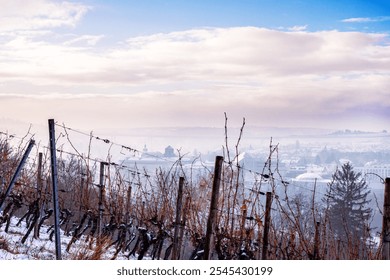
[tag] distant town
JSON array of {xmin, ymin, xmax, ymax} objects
[{"xmin": 122, "ymin": 129, "xmax": 390, "ymax": 230}]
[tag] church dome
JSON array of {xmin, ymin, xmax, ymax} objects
[
  {"xmin": 295, "ymin": 172, "xmax": 323, "ymax": 181},
  {"xmin": 164, "ymin": 145, "xmax": 175, "ymax": 157}
]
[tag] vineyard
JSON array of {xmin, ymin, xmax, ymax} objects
[{"xmin": 0, "ymin": 118, "xmax": 388, "ymax": 260}]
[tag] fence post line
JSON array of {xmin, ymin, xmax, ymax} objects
[
  {"xmin": 382, "ymin": 178, "xmax": 390, "ymax": 260},
  {"xmin": 0, "ymin": 139, "xmax": 35, "ymax": 212},
  {"xmin": 48, "ymin": 119, "xmax": 62, "ymax": 260},
  {"xmin": 262, "ymin": 191, "xmax": 272, "ymax": 260},
  {"xmin": 204, "ymin": 155, "xmax": 224, "ymax": 260},
  {"xmin": 172, "ymin": 176, "xmax": 185, "ymax": 260}
]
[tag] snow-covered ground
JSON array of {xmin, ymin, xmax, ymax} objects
[{"xmin": 0, "ymin": 216, "xmax": 132, "ymax": 260}]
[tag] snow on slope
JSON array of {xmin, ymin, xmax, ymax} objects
[{"xmin": 0, "ymin": 216, "xmax": 132, "ymax": 260}]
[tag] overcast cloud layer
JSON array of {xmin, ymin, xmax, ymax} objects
[{"xmin": 0, "ymin": 0, "xmax": 389, "ymax": 132}]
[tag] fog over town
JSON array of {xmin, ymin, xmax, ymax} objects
[{"xmin": 1, "ymin": 0, "xmax": 390, "ymax": 264}]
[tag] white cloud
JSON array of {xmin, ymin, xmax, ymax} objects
[
  {"xmin": 63, "ymin": 35, "xmax": 105, "ymax": 46},
  {"xmin": 0, "ymin": 26, "xmax": 389, "ymax": 129},
  {"xmin": 342, "ymin": 16, "xmax": 390, "ymax": 23},
  {"xmin": 4, "ymin": 27, "xmax": 387, "ymax": 85},
  {"xmin": 287, "ymin": 25, "xmax": 308, "ymax": 31},
  {"xmin": 0, "ymin": 0, "xmax": 90, "ymax": 31},
  {"xmin": 343, "ymin": 17, "xmax": 374, "ymax": 23}
]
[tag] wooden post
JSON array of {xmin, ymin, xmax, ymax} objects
[
  {"xmin": 382, "ymin": 178, "xmax": 390, "ymax": 260},
  {"xmin": 0, "ymin": 175, "xmax": 4, "ymax": 194},
  {"xmin": 122, "ymin": 183, "xmax": 132, "ymax": 254},
  {"xmin": 240, "ymin": 203, "xmax": 247, "ymax": 243},
  {"xmin": 256, "ymin": 217, "xmax": 263, "ymax": 260},
  {"xmin": 172, "ymin": 176, "xmax": 184, "ymax": 260},
  {"xmin": 336, "ymin": 239, "xmax": 341, "ymax": 260},
  {"xmin": 79, "ymin": 175, "xmax": 84, "ymax": 221},
  {"xmin": 179, "ymin": 196, "xmax": 190, "ymax": 259},
  {"xmin": 97, "ymin": 161, "xmax": 106, "ymax": 237},
  {"xmin": 33, "ymin": 152, "xmax": 43, "ymax": 239},
  {"xmin": 313, "ymin": 221, "xmax": 320, "ymax": 260},
  {"xmin": 0, "ymin": 139, "xmax": 35, "ymax": 212},
  {"xmin": 204, "ymin": 156, "xmax": 223, "ymax": 260},
  {"xmin": 48, "ymin": 119, "xmax": 62, "ymax": 260},
  {"xmin": 262, "ymin": 192, "xmax": 272, "ymax": 260},
  {"xmin": 125, "ymin": 184, "xmax": 132, "ymax": 224},
  {"xmin": 36, "ymin": 152, "xmax": 43, "ymax": 196}
]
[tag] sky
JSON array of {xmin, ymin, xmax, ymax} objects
[{"xmin": 0, "ymin": 0, "xmax": 390, "ymax": 140}]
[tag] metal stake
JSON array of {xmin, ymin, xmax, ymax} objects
[
  {"xmin": 0, "ymin": 139, "xmax": 35, "ymax": 212},
  {"xmin": 48, "ymin": 119, "xmax": 62, "ymax": 260}
]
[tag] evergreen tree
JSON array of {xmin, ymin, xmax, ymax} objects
[{"xmin": 325, "ymin": 162, "xmax": 372, "ymax": 241}]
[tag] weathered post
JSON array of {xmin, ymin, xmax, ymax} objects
[
  {"xmin": 79, "ymin": 175, "xmax": 84, "ymax": 221},
  {"xmin": 313, "ymin": 221, "xmax": 320, "ymax": 260},
  {"xmin": 240, "ymin": 203, "xmax": 247, "ymax": 243},
  {"xmin": 0, "ymin": 139, "xmax": 35, "ymax": 212},
  {"xmin": 262, "ymin": 192, "xmax": 272, "ymax": 260},
  {"xmin": 382, "ymin": 178, "xmax": 390, "ymax": 260},
  {"xmin": 33, "ymin": 152, "xmax": 43, "ymax": 239},
  {"xmin": 172, "ymin": 176, "xmax": 184, "ymax": 260},
  {"xmin": 125, "ymin": 184, "xmax": 132, "ymax": 224},
  {"xmin": 204, "ymin": 156, "xmax": 223, "ymax": 260},
  {"xmin": 121, "ymin": 183, "xmax": 133, "ymax": 253},
  {"xmin": 179, "ymin": 196, "xmax": 190, "ymax": 259},
  {"xmin": 48, "ymin": 119, "xmax": 62, "ymax": 260},
  {"xmin": 36, "ymin": 152, "xmax": 43, "ymax": 195},
  {"xmin": 97, "ymin": 161, "xmax": 106, "ymax": 237}
]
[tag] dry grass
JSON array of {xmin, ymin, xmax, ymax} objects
[
  {"xmin": 70, "ymin": 236, "xmax": 112, "ymax": 260},
  {"xmin": 0, "ymin": 236, "xmax": 20, "ymax": 255}
]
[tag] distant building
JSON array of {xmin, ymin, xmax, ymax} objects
[
  {"xmin": 355, "ymin": 163, "xmax": 390, "ymax": 189},
  {"xmin": 356, "ymin": 163, "xmax": 390, "ymax": 180},
  {"xmin": 121, "ymin": 145, "xmax": 213, "ymax": 177},
  {"xmin": 164, "ymin": 145, "xmax": 175, "ymax": 157},
  {"xmin": 289, "ymin": 165, "xmax": 331, "ymax": 200},
  {"xmin": 293, "ymin": 172, "xmax": 329, "ymax": 183}
]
